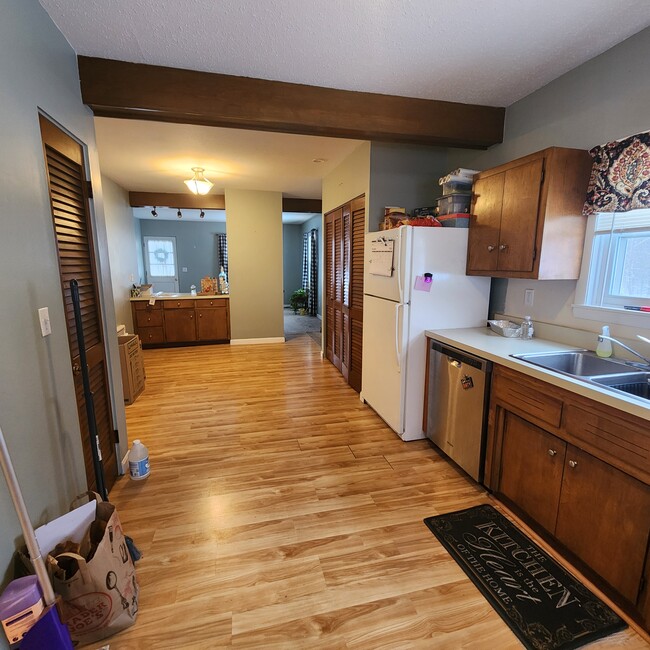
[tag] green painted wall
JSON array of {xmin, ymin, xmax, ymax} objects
[{"xmin": 226, "ymin": 189, "xmax": 284, "ymax": 340}]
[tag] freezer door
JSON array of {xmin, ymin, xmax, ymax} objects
[
  {"xmin": 361, "ymin": 294, "xmax": 408, "ymax": 435},
  {"xmin": 364, "ymin": 226, "xmax": 412, "ymax": 303}
]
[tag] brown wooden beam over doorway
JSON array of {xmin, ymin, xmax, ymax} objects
[
  {"xmin": 129, "ymin": 192, "xmax": 321, "ymax": 213},
  {"xmin": 79, "ymin": 57, "xmax": 504, "ymax": 149}
]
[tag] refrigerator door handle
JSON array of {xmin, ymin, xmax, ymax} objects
[
  {"xmin": 396, "ymin": 231, "xmax": 403, "ymax": 304},
  {"xmin": 395, "ymin": 303, "xmax": 403, "ymax": 372}
]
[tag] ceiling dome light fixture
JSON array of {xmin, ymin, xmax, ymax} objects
[
  {"xmin": 151, "ymin": 206, "xmax": 158, "ymax": 218},
  {"xmin": 184, "ymin": 167, "xmax": 213, "ymax": 195}
]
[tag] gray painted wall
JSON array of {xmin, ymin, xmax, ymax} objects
[
  {"xmin": 140, "ymin": 219, "xmax": 227, "ymax": 293},
  {"xmin": 368, "ymin": 143, "xmax": 450, "ymax": 231},
  {"xmin": 447, "ymin": 27, "xmax": 650, "ymax": 338},
  {"xmin": 282, "ymin": 224, "xmax": 303, "ymax": 305},
  {"xmin": 102, "ymin": 175, "xmax": 140, "ymax": 332},
  {"xmin": 0, "ymin": 0, "xmax": 126, "ymax": 610}
]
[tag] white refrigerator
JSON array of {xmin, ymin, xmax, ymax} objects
[{"xmin": 361, "ymin": 225, "xmax": 491, "ymax": 441}]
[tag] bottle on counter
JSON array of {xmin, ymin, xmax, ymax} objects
[
  {"xmin": 596, "ymin": 325, "xmax": 613, "ymax": 357},
  {"xmin": 128, "ymin": 439, "xmax": 150, "ymax": 480},
  {"xmin": 521, "ymin": 316, "xmax": 534, "ymax": 339},
  {"xmin": 218, "ymin": 266, "xmax": 229, "ymax": 294}
]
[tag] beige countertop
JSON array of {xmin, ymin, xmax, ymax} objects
[
  {"xmin": 130, "ymin": 293, "xmax": 229, "ymax": 301},
  {"xmin": 426, "ymin": 327, "xmax": 650, "ymax": 422}
]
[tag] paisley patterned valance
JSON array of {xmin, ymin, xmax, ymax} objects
[{"xmin": 582, "ymin": 130, "xmax": 650, "ymax": 216}]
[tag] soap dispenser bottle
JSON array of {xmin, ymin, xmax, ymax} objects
[{"xmin": 596, "ymin": 325, "xmax": 613, "ymax": 358}]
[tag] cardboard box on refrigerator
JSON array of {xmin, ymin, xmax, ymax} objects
[{"xmin": 118, "ymin": 334, "xmax": 145, "ymax": 404}]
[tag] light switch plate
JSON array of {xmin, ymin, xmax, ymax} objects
[
  {"xmin": 524, "ymin": 289, "xmax": 534, "ymax": 307},
  {"xmin": 38, "ymin": 307, "xmax": 52, "ymax": 336}
]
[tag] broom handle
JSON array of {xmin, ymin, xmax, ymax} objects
[{"xmin": 0, "ymin": 425, "xmax": 57, "ymax": 607}]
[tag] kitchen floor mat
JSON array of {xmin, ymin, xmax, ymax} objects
[{"xmin": 423, "ymin": 504, "xmax": 627, "ymax": 650}]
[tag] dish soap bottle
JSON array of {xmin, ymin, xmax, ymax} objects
[
  {"xmin": 218, "ymin": 266, "xmax": 229, "ymax": 295},
  {"xmin": 596, "ymin": 325, "xmax": 613, "ymax": 358}
]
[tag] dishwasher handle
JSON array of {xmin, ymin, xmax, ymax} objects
[{"xmin": 430, "ymin": 340, "xmax": 492, "ymax": 373}]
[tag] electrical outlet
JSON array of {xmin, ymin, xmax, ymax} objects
[
  {"xmin": 524, "ymin": 289, "xmax": 534, "ymax": 307},
  {"xmin": 38, "ymin": 307, "xmax": 51, "ymax": 337}
]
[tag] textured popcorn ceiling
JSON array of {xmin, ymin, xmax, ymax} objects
[{"xmin": 39, "ymin": 0, "xmax": 650, "ymax": 106}]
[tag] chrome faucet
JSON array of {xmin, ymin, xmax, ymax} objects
[{"xmin": 597, "ymin": 334, "xmax": 650, "ymax": 368}]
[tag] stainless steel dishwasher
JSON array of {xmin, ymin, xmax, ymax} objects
[{"xmin": 426, "ymin": 340, "xmax": 492, "ymax": 483}]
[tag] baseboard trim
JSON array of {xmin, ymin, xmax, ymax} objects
[{"xmin": 230, "ymin": 337, "xmax": 285, "ymax": 345}]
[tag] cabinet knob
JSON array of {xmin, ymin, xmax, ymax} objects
[
  {"xmin": 499, "ymin": 243, "xmax": 508, "ymax": 251},
  {"xmin": 487, "ymin": 245, "xmax": 496, "ymax": 252},
  {"xmin": 568, "ymin": 460, "xmax": 578, "ymax": 468},
  {"xmin": 547, "ymin": 449, "xmax": 557, "ymax": 457},
  {"xmin": 177, "ymin": 302, "xmax": 181, "ymax": 306},
  {"xmin": 199, "ymin": 313, "xmax": 203, "ymax": 318},
  {"xmin": 190, "ymin": 313, "xmax": 194, "ymax": 319}
]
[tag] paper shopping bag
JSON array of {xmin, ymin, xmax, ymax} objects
[{"xmin": 47, "ymin": 498, "xmax": 139, "ymax": 644}]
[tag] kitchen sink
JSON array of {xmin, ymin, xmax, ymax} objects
[
  {"xmin": 511, "ymin": 350, "xmax": 637, "ymax": 377},
  {"xmin": 589, "ymin": 372, "xmax": 650, "ymax": 400}
]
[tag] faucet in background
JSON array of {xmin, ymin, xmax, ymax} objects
[{"xmin": 597, "ymin": 334, "xmax": 650, "ymax": 368}]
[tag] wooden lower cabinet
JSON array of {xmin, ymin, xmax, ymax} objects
[
  {"xmin": 487, "ymin": 364, "xmax": 650, "ymax": 629},
  {"xmin": 499, "ymin": 412, "xmax": 566, "ymax": 534},
  {"xmin": 131, "ymin": 299, "xmax": 230, "ymax": 346},
  {"xmin": 163, "ymin": 308, "xmax": 196, "ymax": 342}
]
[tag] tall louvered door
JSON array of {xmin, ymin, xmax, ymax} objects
[
  {"xmin": 39, "ymin": 115, "xmax": 118, "ymax": 493},
  {"xmin": 346, "ymin": 196, "xmax": 365, "ymax": 392},
  {"xmin": 324, "ymin": 195, "xmax": 365, "ymax": 392},
  {"xmin": 325, "ymin": 207, "xmax": 343, "ymax": 371}
]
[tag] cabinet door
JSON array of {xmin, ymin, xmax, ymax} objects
[
  {"xmin": 196, "ymin": 307, "xmax": 229, "ymax": 341},
  {"xmin": 467, "ymin": 173, "xmax": 504, "ymax": 272},
  {"xmin": 497, "ymin": 158, "xmax": 543, "ymax": 272},
  {"xmin": 556, "ymin": 445, "xmax": 650, "ymax": 604},
  {"xmin": 498, "ymin": 411, "xmax": 566, "ymax": 533},
  {"xmin": 164, "ymin": 309, "xmax": 196, "ymax": 342}
]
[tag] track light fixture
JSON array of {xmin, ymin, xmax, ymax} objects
[
  {"xmin": 151, "ymin": 206, "xmax": 158, "ymax": 218},
  {"xmin": 199, "ymin": 209, "xmax": 205, "ymax": 219},
  {"xmin": 177, "ymin": 209, "xmax": 183, "ymax": 219},
  {"xmin": 184, "ymin": 167, "xmax": 213, "ymax": 195}
]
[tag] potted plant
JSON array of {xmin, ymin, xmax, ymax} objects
[{"xmin": 289, "ymin": 289, "xmax": 308, "ymax": 314}]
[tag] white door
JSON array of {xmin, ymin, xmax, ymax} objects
[
  {"xmin": 364, "ymin": 226, "xmax": 412, "ymax": 303},
  {"xmin": 144, "ymin": 236, "xmax": 179, "ymax": 293},
  {"xmin": 361, "ymin": 294, "xmax": 408, "ymax": 435}
]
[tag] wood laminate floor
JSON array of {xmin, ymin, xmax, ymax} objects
[{"xmin": 90, "ymin": 335, "xmax": 649, "ymax": 649}]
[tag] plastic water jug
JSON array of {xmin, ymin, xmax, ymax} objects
[{"xmin": 128, "ymin": 440, "xmax": 150, "ymax": 480}]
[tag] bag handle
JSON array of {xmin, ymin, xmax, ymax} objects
[{"xmin": 52, "ymin": 551, "xmax": 92, "ymax": 585}]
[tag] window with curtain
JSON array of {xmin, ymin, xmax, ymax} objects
[
  {"xmin": 576, "ymin": 131, "xmax": 650, "ymax": 320},
  {"xmin": 217, "ymin": 233, "xmax": 228, "ymax": 279},
  {"xmin": 301, "ymin": 229, "xmax": 318, "ymax": 316}
]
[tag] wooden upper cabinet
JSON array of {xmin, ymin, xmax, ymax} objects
[{"xmin": 467, "ymin": 147, "xmax": 592, "ymax": 279}]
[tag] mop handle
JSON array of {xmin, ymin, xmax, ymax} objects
[{"xmin": 0, "ymin": 425, "xmax": 57, "ymax": 607}]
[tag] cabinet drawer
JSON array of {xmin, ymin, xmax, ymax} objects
[
  {"xmin": 138, "ymin": 327, "xmax": 164, "ymax": 344},
  {"xmin": 564, "ymin": 404, "xmax": 650, "ymax": 483},
  {"xmin": 163, "ymin": 299, "xmax": 195, "ymax": 309},
  {"xmin": 133, "ymin": 301, "xmax": 161, "ymax": 311},
  {"xmin": 492, "ymin": 368, "xmax": 563, "ymax": 428},
  {"xmin": 198, "ymin": 298, "xmax": 227, "ymax": 309},
  {"xmin": 135, "ymin": 310, "xmax": 163, "ymax": 327}
]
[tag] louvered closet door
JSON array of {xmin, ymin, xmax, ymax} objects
[
  {"xmin": 325, "ymin": 216, "xmax": 335, "ymax": 363},
  {"xmin": 39, "ymin": 115, "xmax": 118, "ymax": 492},
  {"xmin": 347, "ymin": 197, "xmax": 365, "ymax": 392},
  {"xmin": 340, "ymin": 204, "xmax": 351, "ymax": 382}
]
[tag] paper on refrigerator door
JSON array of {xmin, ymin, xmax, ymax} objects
[{"xmin": 368, "ymin": 239, "xmax": 394, "ymax": 276}]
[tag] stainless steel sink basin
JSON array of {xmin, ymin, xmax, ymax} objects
[
  {"xmin": 511, "ymin": 350, "xmax": 636, "ymax": 377},
  {"xmin": 589, "ymin": 372, "xmax": 650, "ymax": 400}
]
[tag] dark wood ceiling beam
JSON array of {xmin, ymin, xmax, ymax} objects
[
  {"xmin": 129, "ymin": 192, "xmax": 322, "ymax": 213},
  {"xmin": 79, "ymin": 57, "xmax": 504, "ymax": 149}
]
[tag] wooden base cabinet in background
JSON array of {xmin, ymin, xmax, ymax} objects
[
  {"xmin": 487, "ymin": 365, "xmax": 650, "ymax": 630},
  {"xmin": 467, "ymin": 147, "xmax": 592, "ymax": 279},
  {"xmin": 131, "ymin": 298, "xmax": 230, "ymax": 346},
  {"xmin": 325, "ymin": 195, "xmax": 365, "ymax": 392}
]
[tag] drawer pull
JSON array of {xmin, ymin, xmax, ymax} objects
[
  {"xmin": 499, "ymin": 243, "xmax": 508, "ymax": 251},
  {"xmin": 568, "ymin": 460, "xmax": 578, "ymax": 468},
  {"xmin": 547, "ymin": 449, "xmax": 557, "ymax": 457},
  {"xmin": 487, "ymin": 245, "xmax": 496, "ymax": 252}
]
